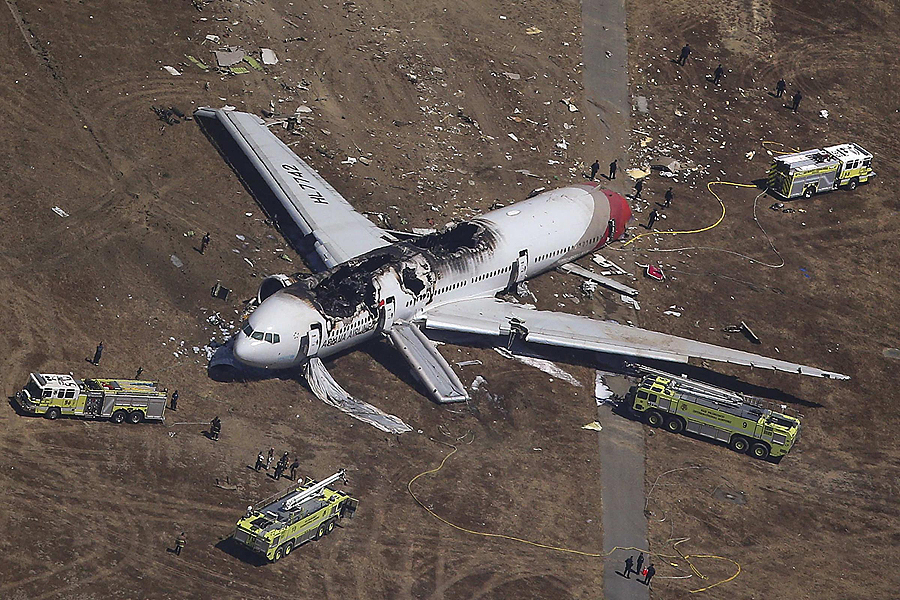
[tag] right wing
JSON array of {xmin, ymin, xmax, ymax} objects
[
  {"xmin": 418, "ymin": 297, "xmax": 849, "ymax": 380},
  {"xmin": 194, "ymin": 108, "xmax": 394, "ymax": 271},
  {"xmin": 388, "ymin": 321, "xmax": 469, "ymax": 404}
]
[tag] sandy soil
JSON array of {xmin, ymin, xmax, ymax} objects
[{"xmin": 0, "ymin": 0, "xmax": 897, "ymax": 598}]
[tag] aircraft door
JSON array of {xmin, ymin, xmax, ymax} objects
[
  {"xmin": 506, "ymin": 250, "xmax": 529, "ymax": 292},
  {"xmin": 378, "ymin": 297, "xmax": 396, "ymax": 331},
  {"xmin": 306, "ymin": 323, "xmax": 322, "ymax": 357}
]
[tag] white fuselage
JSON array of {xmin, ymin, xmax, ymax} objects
[{"xmin": 233, "ymin": 184, "xmax": 631, "ymax": 368}]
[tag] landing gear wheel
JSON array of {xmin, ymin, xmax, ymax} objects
[
  {"xmin": 729, "ymin": 435, "xmax": 750, "ymax": 453},
  {"xmin": 664, "ymin": 416, "xmax": 685, "ymax": 433},
  {"xmin": 750, "ymin": 442, "xmax": 770, "ymax": 460},
  {"xmin": 46, "ymin": 407, "xmax": 61, "ymax": 420},
  {"xmin": 111, "ymin": 410, "xmax": 127, "ymax": 424},
  {"xmin": 646, "ymin": 410, "xmax": 665, "ymax": 428},
  {"xmin": 848, "ymin": 178, "xmax": 859, "ymax": 191},
  {"xmin": 128, "ymin": 411, "xmax": 143, "ymax": 424}
]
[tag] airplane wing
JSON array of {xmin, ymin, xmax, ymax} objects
[
  {"xmin": 387, "ymin": 322, "xmax": 469, "ymax": 404},
  {"xmin": 417, "ymin": 297, "xmax": 849, "ymax": 380},
  {"xmin": 194, "ymin": 107, "xmax": 394, "ymax": 271}
]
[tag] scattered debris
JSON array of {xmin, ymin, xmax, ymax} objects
[
  {"xmin": 883, "ymin": 348, "xmax": 900, "ymax": 360},
  {"xmin": 494, "ymin": 348, "xmax": 582, "ymax": 387},
  {"xmin": 51, "ymin": 206, "xmax": 69, "ymax": 218},
  {"xmin": 214, "ymin": 48, "xmax": 245, "ymax": 67},
  {"xmin": 163, "ymin": 66, "xmax": 181, "ymax": 76},
  {"xmin": 740, "ymin": 321, "xmax": 761, "ymax": 344},
  {"xmin": 471, "ymin": 375, "xmax": 487, "ymax": 391},
  {"xmin": 525, "ymin": 26, "xmax": 542, "ymax": 35},
  {"xmin": 561, "ymin": 97, "xmax": 579, "ymax": 112},
  {"xmin": 204, "ymin": 34, "xmax": 220, "ymax": 44},
  {"xmin": 819, "ymin": 109, "xmax": 829, "ymax": 119},
  {"xmin": 663, "ymin": 310, "xmax": 682, "ymax": 317},
  {"xmin": 582, "ymin": 421, "xmax": 603, "ymax": 432},
  {"xmin": 594, "ymin": 372, "xmax": 616, "ymax": 406},
  {"xmin": 502, "ymin": 72, "xmax": 521, "ymax": 80},
  {"xmin": 170, "ymin": 255, "xmax": 184, "ymax": 268},
  {"xmin": 210, "ymin": 282, "xmax": 231, "ymax": 301},
  {"xmin": 626, "ymin": 168, "xmax": 651, "ymax": 180},
  {"xmin": 295, "ymin": 105, "xmax": 313, "ymax": 114},
  {"xmin": 620, "ymin": 294, "xmax": 641, "ymax": 310},
  {"xmin": 186, "ymin": 55, "xmax": 209, "ymax": 70},
  {"xmin": 558, "ymin": 263, "xmax": 638, "ymax": 296},
  {"xmin": 770, "ymin": 202, "xmax": 784, "ymax": 211},
  {"xmin": 455, "ymin": 360, "xmax": 483, "ymax": 367},
  {"xmin": 591, "ymin": 254, "xmax": 630, "ymax": 276},
  {"xmin": 636, "ymin": 96, "xmax": 649, "ymax": 114},
  {"xmin": 260, "ymin": 48, "xmax": 278, "ymax": 65},
  {"xmin": 645, "ymin": 265, "xmax": 665, "ymax": 281},
  {"xmin": 745, "ymin": 150, "xmax": 755, "ymax": 160},
  {"xmin": 650, "ymin": 157, "xmax": 680, "ymax": 173}
]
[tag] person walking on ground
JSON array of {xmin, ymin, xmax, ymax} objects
[
  {"xmin": 644, "ymin": 564, "xmax": 656, "ymax": 586},
  {"xmin": 664, "ymin": 187, "xmax": 674, "ymax": 208},
  {"xmin": 175, "ymin": 532, "xmax": 186, "ymax": 556},
  {"xmin": 677, "ymin": 44, "xmax": 691, "ymax": 65},
  {"xmin": 290, "ymin": 458, "xmax": 300, "ymax": 481},
  {"xmin": 210, "ymin": 416, "xmax": 221, "ymax": 441},
  {"xmin": 589, "ymin": 160, "xmax": 600, "ymax": 181},
  {"xmin": 645, "ymin": 209, "xmax": 659, "ymax": 229},
  {"xmin": 274, "ymin": 461, "xmax": 285, "ymax": 480},
  {"xmin": 200, "ymin": 232, "xmax": 211, "ymax": 254},
  {"xmin": 608, "ymin": 159, "xmax": 618, "ymax": 180},
  {"xmin": 791, "ymin": 90, "xmax": 802, "ymax": 112},
  {"xmin": 634, "ymin": 178, "xmax": 644, "ymax": 200},
  {"xmin": 636, "ymin": 551, "xmax": 645, "ymax": 576},
  {"xmin": 266, "ymin": 447, "xmax": 275, "ymax": 470},
  {"xmin": 170, "ymin": 390, "xmax": 178, "ymax": 411},
  {"xmin": 775, "ymin": 77, "xmax": 786, "ymax": 98},
  {"xmin": 623, "ymin": 555, "xmax": 635, "ymax": 579},
  {"xmin": 92, "ymin": 341, "xmax": 104, "ymax": 366},
  {"xmin": 255, "ymin": 451, "xmax": 266, "ymax": 472},
  {"xmin": 713, "ymin": 63, "xmax": 724, "ymax": 85}
]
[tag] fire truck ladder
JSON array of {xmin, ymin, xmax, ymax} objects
[
  {"xmin": 628, "ymin": 364, "xmax": 751, "ymax": 409},
  {"xmin": 281, "ymin": 470, "xmax": 347, "ymax": 512}
]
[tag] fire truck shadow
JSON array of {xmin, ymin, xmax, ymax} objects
[
  {"xmin": 7, "ymin": 396, "xmax": 37, "ymax": 417},
  {"xmin": 214, "ymin": 537, "xmax": 270, "ymax": 566}
]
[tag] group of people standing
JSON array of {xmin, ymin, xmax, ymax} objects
[
  {"xmin": 255, "ymin": 447, "xmax": 301, "ymax": 481},
  {"xmin": 623, "ymin": 552, "xmax": 656, "ymax": 586}
]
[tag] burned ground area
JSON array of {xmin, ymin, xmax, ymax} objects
[{"xmin": 0, "ymin": 1, "xmax": 604, "ymax": 599}]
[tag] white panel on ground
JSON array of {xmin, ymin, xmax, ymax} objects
[
  {"xmin": 303, "ymin": 357, "xmax": 412, "ymax": 434},
  {"xmin": 388, "ymin": 322, "xmax": 469, "ymax": 403}
]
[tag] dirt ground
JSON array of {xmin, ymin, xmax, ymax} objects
[{"xmin": 0, "ymin": 0, "xmax": 897, "ymax": 599}]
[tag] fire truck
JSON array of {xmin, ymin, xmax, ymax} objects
[
  {"xmin": 767, "ymin": 142, "xmax": 875, "ymax": 199},
  {"xmin": 624, "ymin": 366, "xmax": 801, "ymax": 460},
  {"xmin": 231, "ymin": 470, "xmax": 358, "ymax": 561},
  {"xmin": 14, "ymin": 373, "xmax": 167, "ymax": 423}
]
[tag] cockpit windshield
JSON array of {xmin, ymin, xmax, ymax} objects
[{"xmin": 241, "ymin": 322, "xmax": 281, "ymax": 344}]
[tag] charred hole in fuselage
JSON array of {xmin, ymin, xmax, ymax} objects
[
  {"xmin": 411, "ymin": 222, "xmax": 484, "ymax": 253},
  {"xmin": 401, "ymin": 267, "xmax": 426, "ymax": 295},
  {"xmin": 308, "ymin": 253, "xmax": 395, "ymax": 317}
]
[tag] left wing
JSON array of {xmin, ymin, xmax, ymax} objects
[
  {"xmin": 417, "ymin": 297, "xmax": 849, "ymax": 380},
  {"xmin": 195, "ymin": 107, "xmax": 393, "ymax": 270}
]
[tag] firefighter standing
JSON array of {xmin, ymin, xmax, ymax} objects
[
  {"xmin": 210, "ymin": 416, "xmax": 221, "ymax": 441},
  {"xmin": 170, "ymin": 390, "xmax": 179, "ymax": 411},
  {"xmin": 200, "ymin": 232, "xmax": 211, "ymax": 254},
  {"xmin": 589, "ymin": 160, "xmax": 600, "ymax": 181},
  {"xmin": 290, "ymin": 458, "xmax": 300, "ymax": 481},
  {"xmin": 608, "ymin": 159, "xmax": 618, "ymax": 180},
  {"xmin": 266, "ymin": 447, "xmax": 275, "ymax": 470},
  {"xmin": 644, "ymin": 564, "xmax": 656, "ymax": 586},
  {"xmin": 175, "ymin": 532, "xmax": 186, "ymax": 556},
  {"xmin": 92, "ymin": 341, "xmax": 104, "ymax": 366},
  {"xmin": 634, "ymin": 178, "xmax": 644, "ymax": 200},
  {"xmin": 677, "ymin": 44, "xmax": 691, "ymax": 65},
  {"xmin": 255, "ymin": 451, "xmax": 266, "ymax": 472},
  {"xmin": 792, "ymin": 90, "xmax": 803, "ymax": 112},
  {"xmin": 623, "ymin": 555, "xmax": 635, "ymax": 578},
  {"xmin": 663, "ymin": 187, "xmax": 674, "ymax": 207},
  {"xmin": 636, "ymin": 552, "xmax": 645, "ymax": 576},
  {"xmin": 646, "ymin": 209, "xmax": 659, "ymax": 229},
  {"xmin": 776, "ymin": 77, "xmax": 786, "ymax": 97},
  {"xmin": 713, "ymin": 63, "xmax": 724, "ymax": 85}
]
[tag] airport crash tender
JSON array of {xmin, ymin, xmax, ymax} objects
[{"xmin": 767, "ymin": 142, "xmax": 875, "ymax": 199}]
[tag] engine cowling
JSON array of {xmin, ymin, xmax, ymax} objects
[{"xmin": 257, "ymin": 274, "xmax": 297, "ymax": 304}]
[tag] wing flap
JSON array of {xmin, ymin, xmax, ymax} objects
[
  {"xmin": 388, "ymin": 322, "xmax": 469, "ymax": 403},
  {"xmin": 419, "ymin": 298, "xmax": 849, "ymax": 380},
  {"xmin": 195, "ymin": 107, "xmax": 392, "ymax": 270}
]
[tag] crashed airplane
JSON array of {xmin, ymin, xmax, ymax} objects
[{"xmin": 195, "ymin": 107, "xmax": 848, "ymax": 408}]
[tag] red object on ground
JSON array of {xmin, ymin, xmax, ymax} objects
[{"xmin": 645, "ymin": 265, "xmax": 664, "ymax": 281}]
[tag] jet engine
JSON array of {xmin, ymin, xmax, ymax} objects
[{"xmin": 257, "ymin": 274, "xmax": 298, "ymax": 304}]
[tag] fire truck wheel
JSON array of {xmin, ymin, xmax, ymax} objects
[
  {"xmin": 111, "ymin": 410, "xmax": 128, "ymax": 424},
  {"xmin": 283, "ymin": 541, "xmax": 293, "ymax": 555},
  {"xmin": 274, "ymin": 546, "xmax": 284, "ymax": 561},
  {"xmin": 45, "ymin": 407, "xmax": 61, "ymax": 420},
  {"xmin": 729, "ymin": 435, "xmax": 750, "ymax": 453},
  {"xmin": 326, "ymin": 520, "xmax": 335, "ymax": 534},
  {"xmin": 802, "ymin": 185, "xmax": 815, "ymax": 198},
  {"xmin": 664, "ymin": 416, "xmax": 685, "ymax": 433},
  {"xmin": 848, "ymin": 178, "xmax": 858, "ymax": 191},
  {"xmin": 315, "ymin": 524, "xmax": 327, "ymax": 540},
  {"xmin": 646, "ymin": 410, "xmax": 665, "ymax": 428},
  {"xmin": 750, "ymin": 442, "xmax": 770, "ymax": 460},
  {"xmin": 128, "ymin": 411, "xmax": 144, "ymax": 424}
]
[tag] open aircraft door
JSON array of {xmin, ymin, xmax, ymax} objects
[
  {"xmin": 507, "ymin": 249, "xmax": 529, "ymax": 291},
  {"xmin": 379, "ymin": 297, "xmax": 396, "ymax": 331},
  {"xmin": 306, "ymin": 323, "xmax": 322, "ymax": 357}
]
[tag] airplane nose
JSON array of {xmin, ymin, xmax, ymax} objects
[{"xmin": 606, "ymin": 190, "xmax": 632, "ymax": 240}]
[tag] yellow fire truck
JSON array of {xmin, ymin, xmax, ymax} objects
[
  {"xmin": 767, "ymin": 142, "xmax": 875, "ymax": 199},
  {"xmin": 231, "ymin": 470, "xmax": 358, "ymax": 561},
  {"xmin": 625, "ymin": 366, "xmax": 801, "ymax": 460},
  {"xmin": 14, "ymin": 373, "xmax": 167, "ymax": 423}
]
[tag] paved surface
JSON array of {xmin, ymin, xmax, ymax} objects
[
  {"xmin": 581, "ymin": 0, "xmax": 630, "ymax": 182},
  {"xmin": 597, "ymin": 375, "xmax": 649, "ymax": 600},
  {"xmin": 580, "ymin": 1, "xmax": 649, "ymax": 595}
]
